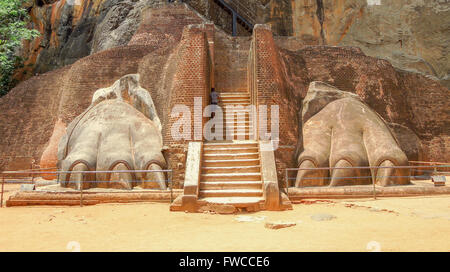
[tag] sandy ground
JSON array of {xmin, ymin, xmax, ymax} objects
[{"xmin": 1, "ymin": 183, "xmax": 449, "ymax": 252}]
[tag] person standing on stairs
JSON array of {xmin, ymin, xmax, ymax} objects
[{"xmin": 210, "ymin": 88, "xmax": 219, "ymax": 119}]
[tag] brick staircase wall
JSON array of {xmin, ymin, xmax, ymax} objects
[{"xmin": 249, "ymin": 25, "xmax": 299, "ymax": 186}]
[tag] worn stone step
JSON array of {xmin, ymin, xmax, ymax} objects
[
  {"xmin": 203, "ymin": 152, "xmax": 258, "ymax": 160},
  {"xmin": 212, "ymin": 129, "xmax": 254, "ymax": 135},
  {"xmin": 204, "ymin": 141, "xmax": 257, "ymax": 148},
  {"xmin": 200, "ymin": 181, "xmax": 263, "ymax": 190},
  {"xmin": 202, "ymin": 172, "xmax": 261, "ymax": 181},
  {"xmin": 222, "ymin": 108, "xmax": 252, "ymax": 112},
  {"xmin": 203, "ymin": 146, "xmax": 258, "ymax": 154},
  {"xmin": 203, "ymin": 159, "xmax": 260, "ymax": 167},
  {"xmin": 198, "ymin": 197, "xmax": 264, "ymax": 210},
  {"xmin": 202, "ymin": 165, "xmax": 261, "ymax": 173},
  {"xmin": 214, "ymin": 123, "xmax": 253, "ymax": 128},
  {"xmin": 220, "ymin": 101, "xmax": 250, "ymax": 105},
  {"xmin": 199, "ymin": 189, "xmax": 263, "ymax": 198},
  {"xmin": 224, "ymin": 135, "xmax": 255, "ymax": 140},
  {"xmin": 224, "ymin": 119, "xmax": 252, "ymax": 124}
]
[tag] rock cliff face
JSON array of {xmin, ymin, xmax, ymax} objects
[
  {"xmin": 16, "ymin": 0, "xmax": 450, "ymax": 89},
  {"xmin": 17, "ymin": 0, "xmax": 164, "ymax": 81},
  {"xmin": 291, "ymin": 0, "xmax": 450, "ymax": 88}
]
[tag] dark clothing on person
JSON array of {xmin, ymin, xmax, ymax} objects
[{"xmin": 210, "ymin": 90, "xmax": 219, "ymax": 105}]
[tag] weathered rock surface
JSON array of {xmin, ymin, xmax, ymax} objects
[
  {"xmin": 290, "ymin": 0, "xmax": 450, "ymax": 88},
  {"xmin": 198, "ymin": 204, "xmax": 236, "ymax": 214},
  {"xmin": 17, "ymin": 0, "xmax": 449, "ymax": 91},
  {"xmin": 264, "ymin": 221, "xmax": 297, "ymax": 229},
  {"xmin": 301, "ymin": 81, "xmax": 360, "ymax": 123},
  {"xmin": 17, "ymin": 0, "xmax": 164, "ymax": 81}
]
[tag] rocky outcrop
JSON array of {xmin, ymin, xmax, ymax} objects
[
  {"xmin": 291, "ymin": 0, "xmax": 450, "ymax": 88},
  {"xmin": 17, "ymin": 0, "xmax": 449, "ymax": 91},
  {"xmin": 16, "ymin": 0, "xmax": 165, "ymax": 82}
]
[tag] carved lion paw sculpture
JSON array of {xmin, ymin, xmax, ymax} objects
[
  {"xmin": 57, "ymin": 74, "xmax": 167, "ymax": 190},
  {"xmin": 296, "ymin": 82, "xmax": 410, "ymax": 187}
]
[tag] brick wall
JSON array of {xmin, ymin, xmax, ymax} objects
[
  {"xmin": 214, "ymin": 30, "xmax": 251, "ymax": 93},
  {"xmin": 250, "ymin": 24, "xmax": 300, "ymax": 186},
  {"xmin": 0, "ymin": 66, "xmax": 71, "ymax": 171},
  {"xmin": 162, "ymin": 23, "xmax": 214, "ymax": 187}
]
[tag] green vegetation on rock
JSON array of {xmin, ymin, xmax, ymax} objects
[{"xmin": 0, "ymin": 0, "xmax": 39, "ymax": 96}]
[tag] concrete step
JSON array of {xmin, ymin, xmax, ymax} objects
[
  {"xmin": 224, "ymin": 119, "xmax": 252, "ymax": 124},
  {"xmin": 204, "ymin": 141, "xmax": 257, "ymax": 148},
  {"xmin": 199, "ymin": 189, "xmax": 263, "ymax": 198},
  {"xmin": 203, "ymin": 159, "xmax": 260, "ymax": 167},
  {"xmin": 202, "ymin": 165, "xmax": 261, "ymax": 174},
  {"xmin": 214, "ymin": 123, "xmax": 253, "ymax": 127},
  {"xmin": 222, "ymin": 108, "xmax": 252, "ymax": 112},
  {"xmin": 198, "ymin": 197, "xmax": 264, "ymax": 210},
  {"xmin": 202, "ymin": 173, "xmax": 261, "ymax": 181},
  {"xmin": 200, "ymin": 181, "xmax": 263, "ymax": 190},
  {"xmin": 203, "ymin": 152, "xmax": 258, "ymax": 160},
  {"xmin": 224, "ymin": 135, "xmax": 255, "ymax": 140},
  {"xmin": 220, "ymin": 128, "xmax": 254, "ymax": 133},
  {"xmin": 203, "ymin": 147, "xmax": 259, "ymax": 154}
]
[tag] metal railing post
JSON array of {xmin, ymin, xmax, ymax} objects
[
  {"xmin": 285, "ymin": 168, "xmax": 289, "ymax": 196},
  {"xmin": 232, "ymin": 11, "xmax": 237, "ymax": 36},
  {"xmin": 169, "ymin": 171, "xmax": 173, "ymax": 203},
  {"xmin": 372, "ymin": 177, "xmax": 377, "ymax": 200},
  {"xmin": 80, "ymin": 180, "xmax": 83, "ymax": 207},
  {"xmin": 1, "ymin": 174, "xmax": 4, "ymax": 208}
]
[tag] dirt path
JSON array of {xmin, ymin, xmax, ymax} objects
[{"xmin": 0, "ymin": 191, "xmax": 449, "ymax": 252}]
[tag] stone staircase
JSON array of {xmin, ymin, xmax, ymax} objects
[
  {"xmin": 169, "ymin": 18, "xmax": 292, "ymax": 213},
  {"xmin": 217, "ymin": 92, "xmax": 254, "ymax": 141},
  {"xmin": 197, "ymin": 86, "xmax": 263, "ymax": 210},
  {"xmin": 198, "ymin": 141, "xmax": 264, "ymax": 210}
]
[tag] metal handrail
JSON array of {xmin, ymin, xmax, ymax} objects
[
  {"xmin": 223, "ymin": 0, "xmax": 257, "ymax": 23},
  {"xmin": 283, "ymin": 164, "xmax": 449, "ymax": 200},
  {"xmin": 181, "ymin": 0, "xmax": 255, "ymax": 35},
  {"xmin": 1, "ymin": 169, "xmax": 174, "ymax": 207},
  {"xmin": 285, "ymin": 165, "xmax": 450, "ymax": 171}
]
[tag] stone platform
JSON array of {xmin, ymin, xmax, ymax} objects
[
  {"xmin": 287, "ymin": 180, "xmax": 450, "ymax": 201},
  {"xmin": 5, "ymin": 183, "xmax": 182, "ymax": 207},
  {"xmin": 3, "ymin": 180, "xmax": 449, "ymax": 207}
]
